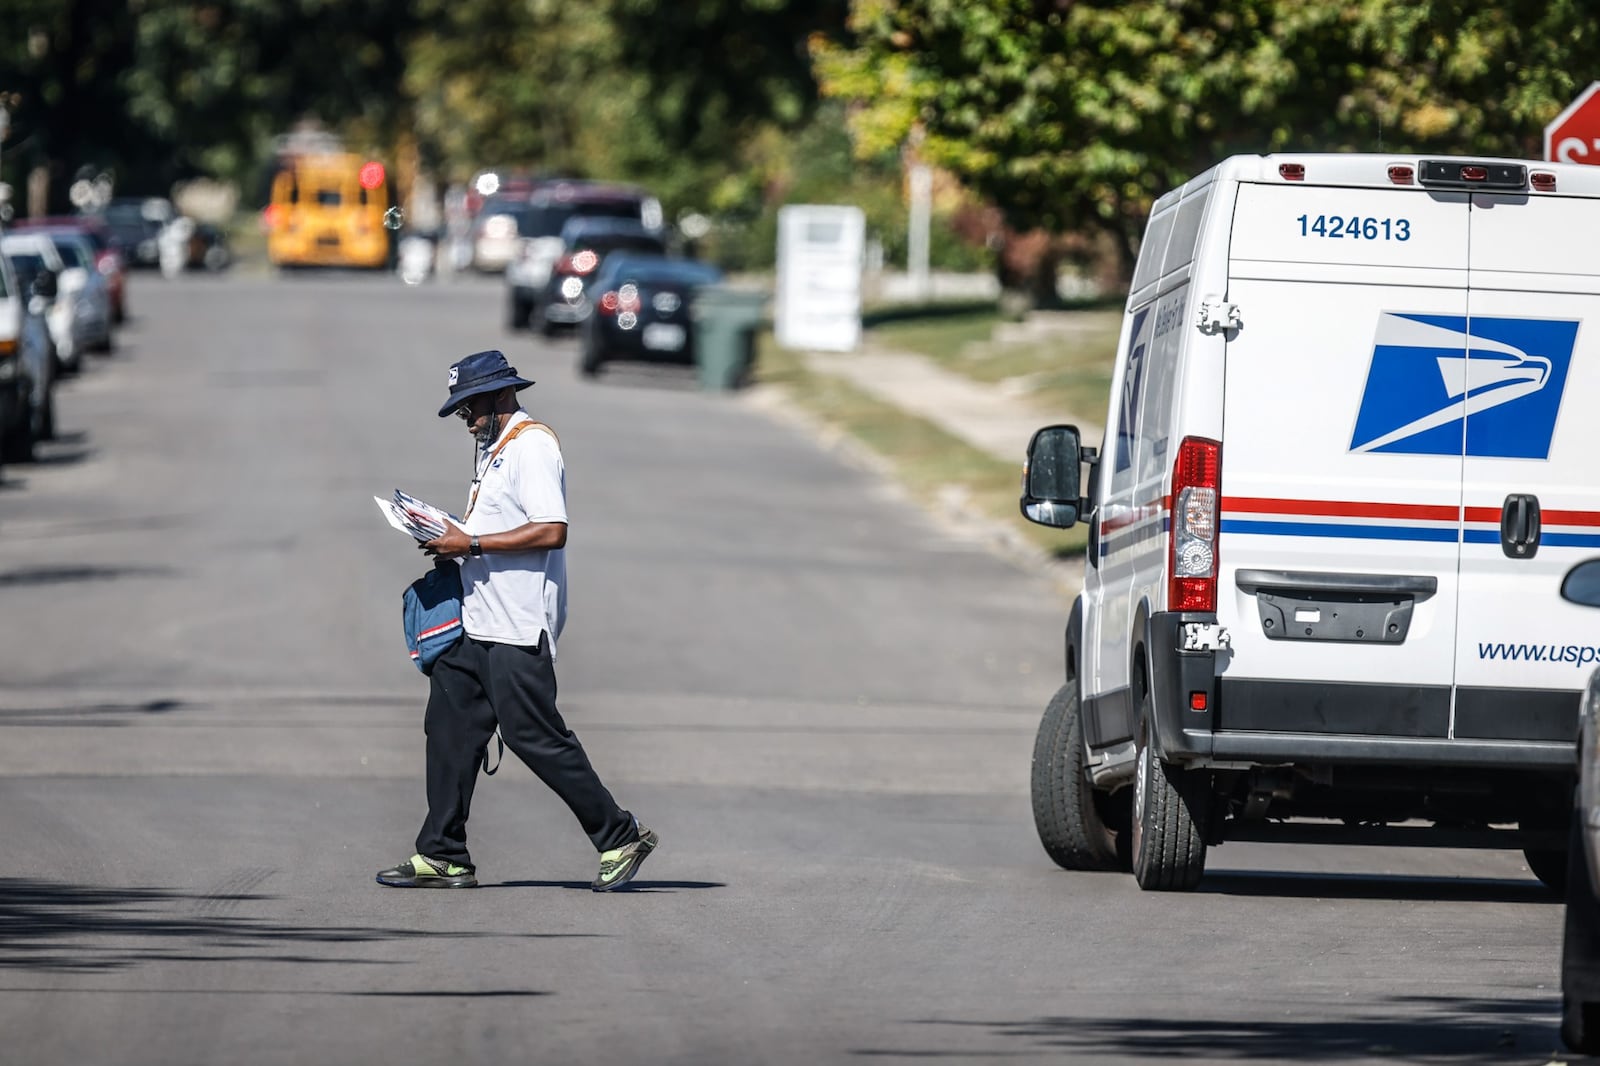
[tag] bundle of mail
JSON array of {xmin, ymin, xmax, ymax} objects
[{"xmin": 375, "ymin": 489, "xmax": 457, "ymax": 543}]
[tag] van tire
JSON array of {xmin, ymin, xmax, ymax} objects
[
  {"xmin": 1130, "ymin": 703, "xmax": 1210, "ymax": 891},
  {"xmin": 1564, "ymin": 997, "xmax": 1600, "ymax": 1054},
  {"xmin": 1030, "ymin": 682, "xmax": 1122, "ymax": 871},
  {"xmin": 1526, "ymin": 847, "xmax": 1568, "ymax": 892}
]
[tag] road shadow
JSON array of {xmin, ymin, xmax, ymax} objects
[
  {"xmin": 0, "ymin": 698, "xmax": 183, "ymax": 726},
  {"xmin": 495, "ymin": 880, "xmax": 726, "ymax": 893},
  {"xmin": 854, "ymin": 997, "xmax": 1564, "ymax": 1061},
  {"xmin": 584, "ymin": 362, "xmax": 703, "ymax": 392},
  {"xmin": 1198, "ymin": 869, "xmax": 1558, "ymax": 905},
  {"xmin": 0, "ymin": 876, "xmax": 604, "ymax": 973},
  {"xmin": 0, "ymin": 564, "xmax": 177, "ymax": 589}
]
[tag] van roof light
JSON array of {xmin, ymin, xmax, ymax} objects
[
  {"xmin": 1387, "ymin": 165, "xmax": 1414, "ymax": 185},
  {"xmin": 1278, "ymin": 163, "xmax": 1305, "ymax": 181},
  {"xmin": 1418, "ymin": 160, "xmax": 1526, "ymax": 191},
  {"xmin": 1531, "ymin": 171, "xmax": 1558, "ymax": 192}
]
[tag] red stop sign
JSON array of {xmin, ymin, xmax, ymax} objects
[{"xmin": 1546, "ymin": 82, "xmax": 1600, "ymax": 164}]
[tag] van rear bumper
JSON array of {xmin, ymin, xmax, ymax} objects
[{"xmin": 1146, "ymin": 611, "xmax": 1577, "ymax": 771}]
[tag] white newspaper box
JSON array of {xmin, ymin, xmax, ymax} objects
[{"xmin": 776, "ymin": 204, "xmax": 864, "ymax": 352}]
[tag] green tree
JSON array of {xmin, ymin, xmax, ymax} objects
[{"xmin": 813, "ymin": 0, "xmax": 1600, "ymax": 288}]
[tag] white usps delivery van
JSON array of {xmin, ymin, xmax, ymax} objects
[{"xmin": 1022, "ymin": 154, "xmax": 1597, "ymax": 891}]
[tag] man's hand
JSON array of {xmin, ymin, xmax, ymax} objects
[{"xmin": 421, "ymin": 522, "xmax": 471, "ymax": 559}]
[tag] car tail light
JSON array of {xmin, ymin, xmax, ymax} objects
[
  {"xmin": 597, "ymin": 284, "xmax": 641, "ymax": 317},
  {"xmin": 569, "ymin": 249, "xmax": 599, "ymax": 275},
  {"xmin": 96, "ymin": 250, "xmax": 121, "ymax": 275},
  {"xmin": 1531, "ymin": 171, "xmax": 1557, "ymax": 191},
  {"xmin": 1169, "ymin": 437, "xmax": 1221, "ymax": 612},
  {"xmin": 1278, "ymin": 163, "xmax": 1305, "ymax": 181},
  {"xmin": 1387, "ymin": 165, "xmax": 1414, "ymax": 185}
]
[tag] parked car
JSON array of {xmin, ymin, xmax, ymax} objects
[
  {"xmin": 15, "ymin": 214, "xmax": 127, "ymax": 323},
  {"xmin": 1, "ymin": 231, "xmax": 113, "ymax": 370},
  {"xmin": 505, "ymin": 181, "xmax": 664, "ymax": 330},
  {"xmin": 99, "ymin": 196, "xmax": 173, "ymax": 270},
  {"xmin": 0, "ymin": 250, "xmax": 57, "ymax": 461},
  {"xmin": 158, "ymin": 217, "xmax": 231, "ymax": 276},
  {"xmin": 1561, "ymin": 560, "xmax": 1600, "ymax": 1053},
  {"xmin": 470, "ymin": 194, "xmax": 535, "ymax": 273},
  {"xmin": 536, "ymin": 217, "xmax": 668, "ymax": 336},
  {"xmin": 577, "ymin": 254, "xmax": 723, "ymax": 377}
]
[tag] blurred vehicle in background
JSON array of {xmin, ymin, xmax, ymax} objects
[
  {"xmin": 0, "ymin": 249, "xmax": 57, "ymax": 461},
  {"xmin": 15, "ymin": 215, "xmax": 127, "ymax": 323},
  {"xmin": 99, "ymin": 196, "xmax": 173, "ymax": 271},
  {"xmin": 464, "ymin": 168, "xmax": 540, "ymax": 221},
  {"xmin": 578, "ymin": 254, "xmax": 723, "ymax": 377},
  {"xmin": 264, "ymin": 153, "xmax": 391, "ymax": 269},
  {"xmin": 505, "ymin": 181, "xmax": 664, "ymax": 330},
  {"xmin": 536, "ymin": 217, "xmax": 668, "ymax": 336},
  {"xmin": 158, "ymin": 217, "xmax": 232, "ymax": 277},
  {"xmin": 470, "ymin": 194, "xmax": 534, "ymax": 273},
  {"xmin": 1, "ymin": 230, "xmax": 114, "ymax": 368}
]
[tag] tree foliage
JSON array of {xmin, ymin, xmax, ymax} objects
[{"xmin": 813, "ymin": 0, "xmax": 1600, "ymax": 276}]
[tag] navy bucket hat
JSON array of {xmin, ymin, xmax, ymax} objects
[{"xmin": 437, "ymin": 349, "xmax": 535, "ymax": 417}]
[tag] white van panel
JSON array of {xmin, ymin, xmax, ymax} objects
[
  {"xmin": 1228, "ymin": 184, "xmax": 1469, "ymax": 269},
  {"xmin": 1454, "ymin": 193, "xmax": 1600, "ymax": 738},
  {"xmin": 1221, "ymin": 183, "xmax": 1471, "ymax": 697}
]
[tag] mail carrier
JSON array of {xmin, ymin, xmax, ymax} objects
[{"xmin": 1023, "ymin": 154, "xmax": 1598, "ymax": 891}]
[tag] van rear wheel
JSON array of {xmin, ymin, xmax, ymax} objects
[
  {"xmin": 1130, "ymin": 700, "xmax": 1211, "ymax": 891},
  {"xmin": 1030, "ymin": 682, "xmax": 1125, "ymax": 871},
  {"xmin": 1526, "ymin": 847, "xmax": 1568, "ymax": 892}
]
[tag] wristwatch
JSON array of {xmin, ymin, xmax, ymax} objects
[{"xmin": 469, "ymin": 535, "xmax": 482, "ymax": 557}]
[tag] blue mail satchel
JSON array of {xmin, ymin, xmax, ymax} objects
[{"xmin": 403, "ymin": 560, "xmax": 464, "ymax": 674}]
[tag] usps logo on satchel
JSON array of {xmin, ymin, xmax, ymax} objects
[
  {"xmin": 403, "ymin": 562, "xmax": 464, "ymax": 674},
  {"xmin": 1350, "ymin": 313, "xmax": 1577, "ymax": 459}
]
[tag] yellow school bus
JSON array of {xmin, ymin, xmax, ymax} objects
[{"xmin": 265, "ymin": 153, "xmax": 391, "ymax": 269}]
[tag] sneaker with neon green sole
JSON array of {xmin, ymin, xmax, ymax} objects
[
  {"xmin": 376, "ymin": 854, "xmax": 477, "ymax": 889},
  {"xmin": 592, "ymin": 825, "xmax": 659, "ymax": 892}
]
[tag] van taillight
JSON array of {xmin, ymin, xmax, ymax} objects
[
  {"xmin": 1531, "ymin": 171, "xmax": 1557, "ymax": 191},
  {"xmin": 1278, "ymin": 163, "xmax": 1305, "ymax": 181},
  {"xmin": 1169, "ymin": 437, "xmax": 1221, "ymax": 613},
  {"xmin": 1387, "ymin": 165, "xmax": 1414, "ymax": 185}
]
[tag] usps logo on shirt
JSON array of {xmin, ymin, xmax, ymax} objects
[
  {"xmin": 1349, "ymin": 313, "xmax": 1577, "ymax": 459},
  {"xmin": 448, "ymin": 367, "xmax": 459, "ymax": 386}
]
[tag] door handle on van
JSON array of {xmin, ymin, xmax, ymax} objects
[
  {"xmin": 1501, "ymin": 494, "xmax": 1541, "ymax": 559},
  {"xmin": 1235, "ymin": 570, "xmax": 1438, "ymax": 599}
]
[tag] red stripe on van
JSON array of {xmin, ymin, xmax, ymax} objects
[{"xmin": 1224, "ymin": 497, "xmax": 1456, "ymax": 521}]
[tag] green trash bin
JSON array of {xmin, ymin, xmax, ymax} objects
[{"xmin": 690, "ymin": 285, "xmax": 768, "ymax": 390}]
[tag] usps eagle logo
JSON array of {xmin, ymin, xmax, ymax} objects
[
  {"xmin": 1349, "ymin": 313, "xmax": 1578, "ymax": 459},
  {"xmin": 448, "ymin": 367, "xmax": 459, "ymax": 386}
]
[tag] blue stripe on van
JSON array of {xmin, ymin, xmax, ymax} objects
[{"xmin": 1222, "ymin": 519, "xmax": 1458, "ymax": 543}]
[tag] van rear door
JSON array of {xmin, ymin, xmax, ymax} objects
[
  {"xmin": 1454, "ymin": 190, "xmax": 1600, "ymax": 742},
  {"xmin": 1219, "ymin": 182, "xmax": 1469, "ymax": 736}
]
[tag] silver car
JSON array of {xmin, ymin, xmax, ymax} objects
[
  {"xmin": 0, "ymin": 230, "xmax": 114, "ymax": 370},
  {"xmin": 0, "ymin": 250, "xmax": 56, "ymax": 461}
]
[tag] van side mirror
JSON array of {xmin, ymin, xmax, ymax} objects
[
  {"xmin": 1021, "ymin": 424, "xmax": 1093, "ymax": 528},
  {"xmin": 1562, "ymin": 560, "xmax": 1600, "ymax": 608}
]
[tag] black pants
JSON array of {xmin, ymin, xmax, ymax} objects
[{"xmin": 416, "ymin": 634, "xmax": 636, "ymax": 868}]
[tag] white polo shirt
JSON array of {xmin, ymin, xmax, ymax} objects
[{"xmin": 456, "ymin": 412, "xmax": 569, "ymax": 654}]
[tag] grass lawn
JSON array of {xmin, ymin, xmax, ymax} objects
[{"xmin": 754, "ymin": 332, "xmax": 1089, "ymax": 562}]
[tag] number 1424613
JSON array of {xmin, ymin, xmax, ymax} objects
[{"xmin": 1297, "ymin": 215, "xmax": 1411, "ymax": 241}]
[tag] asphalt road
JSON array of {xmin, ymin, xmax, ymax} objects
[{"xmin": 0, "ymin": 273, "xmax": 1572, "ymax": 1065}]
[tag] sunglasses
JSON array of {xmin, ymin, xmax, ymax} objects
[{"xmin": 454, "ymin": 396, "xmax": 484, "ymax": 421}]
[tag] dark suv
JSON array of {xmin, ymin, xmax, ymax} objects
[{"xmin": 503, "ymin": 181, "xmax": 664, "ymax": 331}]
